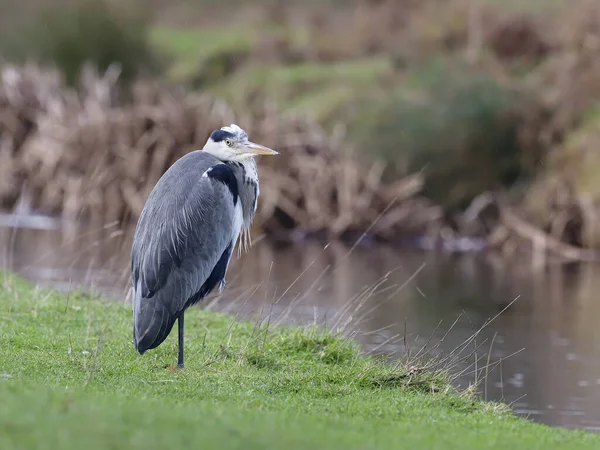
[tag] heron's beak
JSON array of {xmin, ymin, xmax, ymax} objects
[{"xmin": 243, "ymin": 141, "xmax": 279, "ymax": 156}]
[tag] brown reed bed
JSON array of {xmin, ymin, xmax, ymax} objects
[
  {"xmin": 1, "ymin": 60, "xmax": 600, "ymax": 261},
  {"xmin": 2, "ymin": 0, "xmax": 600, "ymax": 260},
  {"xmin": 0, "ymin": 63, "xmax": 443, "ymax": 244}
]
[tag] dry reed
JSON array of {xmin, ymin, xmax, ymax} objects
[
  {"xmin": 3, "ymin": 0, "xmax": 600, "ymax": 257},
  {"xmin": 0, "ymin": 63, "xmax": 442, "ymax": 243}
]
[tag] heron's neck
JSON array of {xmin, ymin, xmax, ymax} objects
[
  {"xmin": 238, "ymin": 158, "xmax": 259, "ymax": 186},
  {"xmin": 225, "ymin": 158, "xmax": 259, "ymax": 226}
]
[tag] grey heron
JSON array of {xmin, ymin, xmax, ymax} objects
[{"xmin": 131, "ymin": 124, "xmax": 278, "ymax": 368}]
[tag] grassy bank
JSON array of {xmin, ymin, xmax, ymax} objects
[{"xmin": 0, "ymin": 272, "xmax": 599, "ymax": 449}]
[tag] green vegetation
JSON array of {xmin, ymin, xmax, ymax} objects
[
  {"xmin": 149, "ymin": 25, "xmax": 254, "ymax": 87},
  {"xmin": 1, "ymin": 272, "xmax": 599, "ymax": 449},
  {"xmin": 0, "ymin": 0, "xmax": 157, "ymax": 86}
]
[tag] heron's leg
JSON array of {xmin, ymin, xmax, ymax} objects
[{"xmin": 177, "ymin": 314, "xmax": 185, "ymax": 369}]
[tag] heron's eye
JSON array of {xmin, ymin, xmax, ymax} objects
[{"xmin": 225, "ymin": 139, "xmax": 233, "ymax": 147}]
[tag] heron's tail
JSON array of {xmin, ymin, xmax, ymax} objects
[{"xmin": 133, "ymin": 284, "xmax": 177, "ymax": 355}]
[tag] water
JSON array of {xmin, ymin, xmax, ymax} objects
[{"xmin": 2, "ymin": 219, "xmax": 600, "ymax": 432}]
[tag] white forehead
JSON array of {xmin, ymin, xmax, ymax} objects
[{"xmin": 220, "ymin": 123, "xmax": 248, "ymax": 141}]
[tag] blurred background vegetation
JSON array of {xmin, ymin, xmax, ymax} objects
[{"xmin": 1, "ymin": 0, "xmax": 600, "ymax": 252}]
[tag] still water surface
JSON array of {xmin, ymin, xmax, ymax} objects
[{"xmin": 2, "ymin": 220, "xmax": 600, "ymax": 432}]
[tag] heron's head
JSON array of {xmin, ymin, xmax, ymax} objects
[{"xmin": 203, "ymin": 124, "xmax": 278, "ymax": 162}]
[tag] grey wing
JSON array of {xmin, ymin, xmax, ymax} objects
[{"xmin": 131, "ymin": 151, "xmax": 240, "ymax": 353}]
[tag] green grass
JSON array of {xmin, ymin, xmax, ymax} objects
[
  {"xmin": 148, "ymin": 26, "xmax": 254, "ymax": 83},
  {"xmin": 148, "ymin": 24, "xmax": 392, "ymax": 126},
  {"xmin": 1, "ymin": 272, "xmax": 599, "ymax": 449},
  {"xmin": 148, "ymin": 24, "xmax": 306, "ymax": 85},
  {"xmin": 216, "ymin": 57, "xmax": 391, "ymax": 123}
]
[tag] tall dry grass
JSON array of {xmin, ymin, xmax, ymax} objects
[{"xmin": 0, "ymin": 63, "xmax": 442, "ymax": 243}]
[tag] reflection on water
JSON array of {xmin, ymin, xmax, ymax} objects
[{"xmin": 2, "ymin": 221, "xmax": 600, "ymax": 432}]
